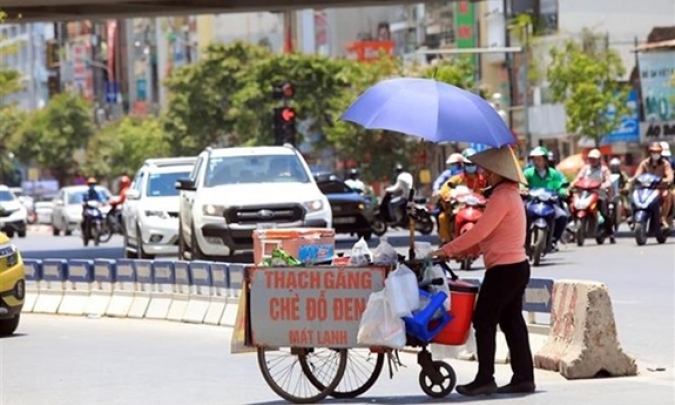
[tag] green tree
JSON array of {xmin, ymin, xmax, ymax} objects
[
  {"xmin": 85, "ymin": 116, "xmax": 170, "ymax": 177},
  {"xmin": 162, "ymin": 41, "xmax": 270, "ymax": 155},
  {"xmin": 547, "ymin": 29, "xmax": 630, "ymax": 146},
  {"xmin": 9, "ymin": 92, "xmax": 95, "ymax": 185},
  {"xmin": 323, "ymin": 56, "xmax": 417, "ymax": 181},
  {"xmin": 230, "ymin": 52, "xmax": 354, "ymax": 145},
  {"xmin": 0, "ymin": 11, "xmax": 21, "ymax": 100}
]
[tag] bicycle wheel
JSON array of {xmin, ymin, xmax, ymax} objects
[
  {"xmin": 257, "ymin": 347, "xmax": 347, "ymax": 404},
  {"xmin": 300, "ymin": 348, "xmax": 385, "ymax": 399}
]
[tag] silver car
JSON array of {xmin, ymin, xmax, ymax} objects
[{"xmin": 51, "ymin": 185, "xmax": 112, "ymax": 236}]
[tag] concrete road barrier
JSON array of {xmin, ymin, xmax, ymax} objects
[
  {"xmin": 32, "ymin": 259, "xmax": 67, "ymax": 314},
  {"xmin": 86, "ymin": 259, "xmax": 115, "ymax": 317},
  {"xmin": 204, "ymin": 263, "xmax": 228, "ymax": 325},
  {"xmin": 128, "ymin": 260, "xmax": 152, "ymax": 319},
  {"xmin": 183, "ymin": 261, "xmax": 212, "ymax": 324},
  {"xmin": 145, "ymin": 260, "xmax": 174, "ymax": 320},
  {"xmin": 167, "ymin": 261, "xmax": 191, "ymax": 322},
  {"xmin": 534, "ymin": 280, "xmax": 638, "ymax": 379},
  {"xmin": 105, "ymin": 259, "xmax": 135, "ymax": 318},
  {"xmin": 58, "ymin": 259, "xmax": 93, "ymax": 316},
  {"xmin": 22, "ymin": 259, "xmax": 42, "ymax": 313}
]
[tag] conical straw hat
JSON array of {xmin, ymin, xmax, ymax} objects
[{"xmin": 468, "ymin": 146, "xmax": 528, "ymax": 185}]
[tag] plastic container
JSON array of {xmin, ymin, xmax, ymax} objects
[
  {"xmin": 403, "ymin": 289, "xmax": 453, "ymax": 343},
  {"xmin": 431, "ymin": 280, "xmax": 480, "ymax": 346}
]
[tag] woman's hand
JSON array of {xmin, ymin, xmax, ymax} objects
[{"xmin": 428, "ymin": 249, "xmax": 449, "ymax": 260}]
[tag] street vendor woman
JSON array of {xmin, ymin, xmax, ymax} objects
[{"xmin": 429, "ymin": 145, "xmax": 535, "ymax": 397}]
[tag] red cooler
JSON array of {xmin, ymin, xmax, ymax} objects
[{"xmin": 431, "ymin": 280, "xmax": 480, "ymax": 346}]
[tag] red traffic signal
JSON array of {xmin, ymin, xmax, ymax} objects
[{"xmin": 281, "ymin": 107, "xmax": 295, "ymax": 122}]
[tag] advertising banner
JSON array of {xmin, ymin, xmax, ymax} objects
[{"xmin": 638, "ymin": 50, "xmax": 675, "ymax": 122}]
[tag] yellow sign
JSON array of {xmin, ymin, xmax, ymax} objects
[
  {"xmin": 419, "ymin": 169, "xmax": 432, "ymax": 185},
  {"xmin": 28, "ymin": 168, "xmax": 39, "ymax": 181}
]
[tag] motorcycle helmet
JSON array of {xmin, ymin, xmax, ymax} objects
[
  {"xmin": 529, "ymin": 146, "xmax": 549, "ymax": 158},
  {"xmin": 348, "ymin": 168, "xmax": 359, "ymax": 179},
  {"xmin": 86, "ymin": 177, "xmax": 98, "ymax": 185},
  {"xmin": 587, "ymin": 149, "xmax": 602, "ymax": 159},
  {"xmin": 609, "ymin": 158, "xmax": 621, "ymax": 168},
  {"xmin": 394, "ymin": 163, "xmax": 404, "ymax": 174},
  {"xmin": 462, "ymin": 148, "xmax": 477, "ymax": 160},
  {"xmin": 446, "ymin": 153, "xmax": 464, "ymax": 165}
]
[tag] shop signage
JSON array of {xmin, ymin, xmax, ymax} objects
[{"xmin": 640, "ymin": 120, "xmax": 675, "ymax": 143}]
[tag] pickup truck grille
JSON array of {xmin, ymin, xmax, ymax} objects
[{"xmin": 224, "ymin": 204, "xmax": 305, "ymax": 224}]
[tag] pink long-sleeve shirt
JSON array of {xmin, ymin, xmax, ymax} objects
[{"xmin": 441, "ymin": 181, "xmax": 526, "ymax": 269}]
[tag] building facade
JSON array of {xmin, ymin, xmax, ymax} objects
[{"xmin": 0, "ymin": 23, "xmax": 51, "ymax": 110}]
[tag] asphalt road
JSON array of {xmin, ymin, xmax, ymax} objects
[
  {"xmin": 11, "ymin": 227, "xmax": 675, "ymax": 370},
  {"xmin": 2, "ymin": 315, "xmax": 673, "ymax": 405}
]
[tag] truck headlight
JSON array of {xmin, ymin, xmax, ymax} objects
[
  {"xmin": 303, "ymin": 200, "xmax": 324, "ymax": 212},
  {"xmin": 202, "ymin": 204, "xmax": 226, "ymax": 217},
  {"xmin": 5, "ymin": 245, "xmax": 19, "ymax": 267}
]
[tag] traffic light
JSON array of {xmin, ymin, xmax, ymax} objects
[
  {"xmin": 46, "ymin": 41, "xmax": 60, "ymax": 69},
  {"xmin": 274, "ymin": 107, "xmax": 297, "ymax": 145},
  {"xmin": 272, "ymin": 82, "xmax": 295, "ymax": 100}
]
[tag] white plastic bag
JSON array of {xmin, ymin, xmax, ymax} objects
[
  {"xmin": 420, "ymin": 264, "xmax": 451, "ymax": 319},
  {"xmin": 348, "ymin": 237, "xmax": 372, "ymax": 266},
  {"xmin": 385, "ymin": 264, "xmax": 420, "ymax": 317},
  {"xmin": 414, "ymin": 241, "xmax": 434, "ymax": 259},
  {"xmin": 357, "ymin": 290, "xmax": 406, "ymax": 349},
  {"xmin": 373, "ymin": 237, "xmax": 398, "ymax": 265}
]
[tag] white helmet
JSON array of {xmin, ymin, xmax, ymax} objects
[
  {"xmin": 660, "ymin": 142, "xmax": 672, "ymax": 157},
  {"xmin": 446, "ymin": 153, "xmax": 464, "ymax": 165},
  {"xmin": 588, "ymin": 149, "xmax": 602, "ymax": 159},
  {"xmin": 609, "ymin": 158, "xmax": 621, "ymax": 167}
]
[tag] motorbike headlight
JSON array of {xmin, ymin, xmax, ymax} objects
[
  {"xmin": 145, "ymin": 210, "xmax": 169, "ymax": 219},
  {"xmin": 574, "ymin": 199, "xmax": 590, "ymax": 210},
  {"xmin": 202, "ymin": 204, "xmax": 226, "ymax": 217},
  {"xmin": 303, "ymin": 200, "xmax": 324, "ymax": 212}
]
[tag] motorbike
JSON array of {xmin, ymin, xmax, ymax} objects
[
  {"xmin": 372, "ymin": 191, "xmax": 434, "ymax": 236},
  {"xmin": 99, "ymin": 204, "xmax": 124, "ymax": 243},
  {"xmin": 525, "ymin": 188, "xmax": 558, "ymax": 266},
  {"xmin": 570, "ymin": 179, "xmax": 607, "ymax": 246},
  {"xmin": 631, "ymin": 173, "xmax": 669, "ymax": 245},
  {"xmin": 450, "ymin": 187, "xmax": 486, "ymax": 270},
  {"xmin": 82, "ymin": 200, "xmax": 104, "ymax": 247}
]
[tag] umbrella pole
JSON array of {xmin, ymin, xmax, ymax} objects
[{"xmin": 408, "ymin": 188, "xmax": 416, "ymax": 260}]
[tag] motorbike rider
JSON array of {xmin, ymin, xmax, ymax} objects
[
  {"xmin": 522, "ymin": 147, "xmax": 569, "ymax": 249},
  {"xmin": 81, "ymin": 177, "xmax": 104, "ymax": 233},
  {"xmin": 432, "ymin": 153, "xmax": 465, "ymax": 194},
  {"xmin": 631, "ymin": 142, "xmax": 675, "ymax": 228},
  {"xmin": 344, "ymin": 168, "xmax": 366, "ymax": 193},
  {"xmin": 661, "ymin": 142, "xmax": 675, "ymax": 172},
  {"xmin": 436, "ymin": 149, "xmax": 488, "ymax": 243},
  {"xmin": 107, "ymin": 175, "xmax": 131, "ymax": 225},
  {"xmin": 571, "ymin": 148, "xmax": 616, "ymax": 243},
  {"xmin": 384, "ymin": 163, "xmax": 414, "ymax": 223}
]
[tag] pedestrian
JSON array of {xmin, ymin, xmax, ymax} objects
[{"xmin": 429, "ymin": 145, "xmax": 535, "ymax": 396}]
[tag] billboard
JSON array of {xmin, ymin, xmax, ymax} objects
[{"xmin": 637, "ymin": 50, "xmax": 675, "ymax": 122}]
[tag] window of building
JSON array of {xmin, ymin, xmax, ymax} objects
[{"xmin": 511, "ymin": 0, "xmax": 558, "ymax": 35}]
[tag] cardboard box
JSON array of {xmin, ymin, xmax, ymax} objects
[{"xmin": 253, "ymin": 228, "xmax": 336, "ymax": 265}]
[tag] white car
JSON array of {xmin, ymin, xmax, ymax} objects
[
  {"xmin": 176, "ymin": 145, "xmax": 332, "ymax": 259},
  {"xmin": 34, "ymin": 201, "xmax": 54, "ymax": 225},
  {"xmin": 51, "ymin": 185, "xmax": 112, "ymax": 236},
  {"xmin": 122, "ymin": 157, "xmax": 197, "ymax": 259},
  {"xmin": 0, "ymin": 185, "xmax": 28, "ymax": 238}
]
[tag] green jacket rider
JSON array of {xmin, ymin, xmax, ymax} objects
[{"xmin": 522, "ymin": 147, "xmax": 568, "ymax": 197}]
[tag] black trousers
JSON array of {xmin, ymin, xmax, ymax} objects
[{"xmin": 473, "ymin": 260, "xmax": 534, "ymax": 384}]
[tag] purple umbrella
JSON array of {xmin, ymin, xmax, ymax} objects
[{"xmin": 340, "ymin": 78, "xmax": 515, "ymax": 147}]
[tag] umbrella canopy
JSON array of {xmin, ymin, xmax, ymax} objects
[
  {"xmin": 340, "ymin": 78, "xmax": 515, "ymax": 147},
  {"xmin": 556, "ymin": 154, "xmax": 585, "ymax": 176}
]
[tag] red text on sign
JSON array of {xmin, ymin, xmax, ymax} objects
[
  {"xmin": 270, "ymin": 297, "xmax": 300, "ymax": 320},
  {"xmin": 458, "ymin": 26, "xmax": 473, "ymax": 39},
  {"xmin": 317, "ymin": 330, "xmax": 348, "ymax": 345},
  {"xmin": 333, "ymin": 298, "xmax": 367, "ymax": 321},
  {"xmin": 265, "ymin": 269, "xmax": 373, "ymax": 290}
]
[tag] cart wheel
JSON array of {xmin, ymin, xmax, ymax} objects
[
  {"xmin": 301, "ymin": 348, "xmax": 384, "ymax": 399},
  {"xmin": 419, "ymin": 360, "xmax": 457, "ymax": 398},
  {"xmin": 257, "ymin": 347, "xmax": 347, "ymax": 404}
]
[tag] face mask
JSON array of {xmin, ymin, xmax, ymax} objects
[
  {"xmin": 449, "ymin": 164, "xmax": 460, "ymax": 172},
  {"xmin": 651, "ymin": 153, "xmax": 661, "ymax": 161},
  {"xmin": 465, "ymin": 165, "xmax": 478, "ymax": 174}
]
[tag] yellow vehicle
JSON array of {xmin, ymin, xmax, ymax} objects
[{"xmin": 0, "ymin": 232, "xmax": 24, "ymax": 336}]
